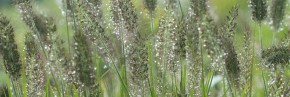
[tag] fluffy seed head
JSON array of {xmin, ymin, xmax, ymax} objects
[
  {"xmin": 24, "ymin": 32, "xmax": 46, "ymax": 96},
  {"xmin": 217, "ymin": 6, "xmax": 240, "ymax": 87},
  {"xmin": 0, "ymin": 13, "xmax": 22, "ymax": 79}
]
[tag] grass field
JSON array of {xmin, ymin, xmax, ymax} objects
[{"xmin": 0, "ymin": 0, "xmax": 290, "ymax": 97}]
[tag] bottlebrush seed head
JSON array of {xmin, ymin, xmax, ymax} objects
[
  {"xmin": 144, "ymin": 0, "xmax": 157, "ymax": 13},
  {"xmin": 0, "ymin": 14, "xmax": 22, "ymax": 79},
  {"xmin": 271, "ymin": 0, "xmax": 287, "ymax": 29},
  {"xmin": 250, "ymin": 0, "xmax": 267, "ymax": 22},
  {"xmin": 262, "ymin": 47, "xmax": 290, "ymax": 65}
]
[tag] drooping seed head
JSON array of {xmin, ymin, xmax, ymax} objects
[
  {"xmin": 0, "ymin": 13, "xmax": 22, "ymax": 79},
  {"xmin": 17, "ymin": 0, "xmax": 56, "ymax": 45}
]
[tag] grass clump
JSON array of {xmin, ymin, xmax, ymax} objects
[{"xmin": 1, "ymin": 0, "xmax": 290, "ymax": 97}]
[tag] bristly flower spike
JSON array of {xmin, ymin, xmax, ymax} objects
[
  {"xmin": 250, "ymin": 0, "xmax": 267, "ymax": 23},
  {"xmin": 270, "ymin": 0, "xmax": 287, "ymax": 45},
  {"xmin": 271, "ymin": 0, "xmax": 287, "ymax": 30},
  {"xmin": 144, "ymin": 0, "xmax": 157, "ymax": 13},
  {"xmin": 0, "ymin": 13, "xmax": 22, "ymax": 80}
]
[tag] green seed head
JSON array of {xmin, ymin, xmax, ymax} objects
[
  {"xmin": 0, "ymin": 13, "xmax": 22, "ymax": 79},
  {"xmin": 250, "ymin": 0, "xmax": 267, "ymax": 22},
  {"xmin": 144, "ymin": 0, "xmax": 157, "ymax": 13},
  {"xmin": 271, "ymin": 0, "xmax": 287, "ymax": 29},
  {"xmin": 262, "ymin": 47, "xmax": 290, "ymax": 65}
]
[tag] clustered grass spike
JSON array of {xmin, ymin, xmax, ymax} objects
[
  {"xmin": 262, "ymin": 47, "xmax": 290, "ymax": 65},
  {"xmin": 64, "ymin": 0, "xmax": 112, "ymax": 66},
  {"xmin": 182, "ymin": 1, "xmax": 210, "ymax": 96},
  {"xmin": 57, "ymin": 0, "xmax": 103, "ymax": 95},
  {"xmin": 238, "ymin": 27, "xmax": 253, "ymax": 96},
  {"xmin": 73, "ymin": 31, "xmax": 99, "ymax": 96},
  {"xmin": 32, "ymin": 15, "xmax": 56, "ymax": 44},
  {"xmin": 271, "ymin": 0, "xmax": 287, "ymax": 29},
  {"xmin": 81, "ymin": 0, "xmax": 117, "ymax": 64},
  {"xmin": 156, "ymin": 1, "xmax": 184, "ymax": 73},
  {"xmin": 65, "ymin": 1, "xmax": 101, "ymax": 95},
  {"xmin": 190, "ymin": 0, "xmax": 207, "ymax": 16},
  {"xmin": 25, "ymin": 33, "xmax": 37, "ymax": 57},
  {"xmin": 154, "ymin": 3, "xmax": 188, "ymax": 95},
  {"xmin": 24, "ymin": 32, "xmax": 46, "ymax": 96},
  {"xmin": 144, "ymin": 0, "xmax": 157, "ymax": 14},
  {"xmin": 112, "ymin": 0, "xmax": 148, "ymax": 78},
  {"xmin": 112, "ymin": 0, "xmax": 138, "ymax": 32},
  {"xmin": 0, "ymin": 13, "xmax": 22, "ymax": 80},
  {"xmin": 17, "ymin": 0, "xmax": 56, "ymax": 46},
  {"xmin": 262, "ymin": 46, "xmax": 290, "ymax": 96},
  {"xmin": 88, "ymin": 0, "xmax": 102, "ymax": 6},
  {"xmin": 250, "ymin": 0, "xmax": 267, "ymax": 22},
  {"xmin": 167, "ymin": 0, "xmax": 176, "ymax": 9},
  {"xmin": 176, "ymin": 20, "xmax": 186, "ymax": 59},
  {"xmin": 217, "ymin": 6, "xmax": 240, "ymax": 88},
  {"xmin": 111, "ymin": 0, "xmax": 150, "ymax": 96}
]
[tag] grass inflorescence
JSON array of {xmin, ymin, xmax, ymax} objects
[
  {"xmin": 0, "ymin": 13, "xmax": 22, "ymax": 80},
  {"xmin": 251, "ymin": 0, "xmax": 267, "ymax": 22}
]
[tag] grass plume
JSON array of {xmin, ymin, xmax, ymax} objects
[
  {"xmin": 262, "ymin": 47, "xmax": 290, "ymax": 66},
  {"xmin": 144, "ymin": 0, "xmax": 157, "ymax": 14},
  {"xmin": 24, "ymin": 32, "xmax": 46, "ymax": 96},
  {"xmin": 261, "ymin": 46, "xmax": 290, "ymax": 96},
  {"xmin": 111, "ymin": 0, "xmax": 149, "ymax": 96},
  {"xmin": 215, "ymin": 6, "xmax": 240, "ymax": 94},
  {"xmin": 271, "ymin": 0, "xmax": 287, "ymax": 30},
  {"xmin": 0, "ymin": 13, "xmax": 22, "ymax": 80},
  {"xmin": 250, "ymin": 0, "xmax": 267, "ymax": 22},
  {"xmin": 73, "ymin": 29, "xmax": 99, "ymax": 96}
]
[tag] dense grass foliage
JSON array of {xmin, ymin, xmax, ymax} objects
[{"xmin": 0, "ymin": 0, "xmax": 290, "ymax": 97}]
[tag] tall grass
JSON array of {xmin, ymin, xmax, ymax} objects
[{"xmin": 0, "ymin": 0, "xmax": 290, "ymax": 97}]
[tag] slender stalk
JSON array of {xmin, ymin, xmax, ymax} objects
[
  {"xmin": 250, "ymin": 30, "xmax": 255, "ymax": 97},
  {"xmin": 78, "ymin": 1, "xmax": 131, "ymax": 96},
  {"xmin": 10, "ymin": 80, "xmax": 18, "ymax": 97},
  {"xmin": 65, "ymin": 0, "xmax": 71, "ymax": 58},
  {"xmin": 148, "ymin": 8, "xmax": 155, "ymax": 96},
  {"xmin": 201, "ymin": 40, "xmax": 206, "ymax": 97},
  {"xmin": 273, "ymin": 31, "xmax": 277, "ymax": 46},
  {"xmin": 121, "ymin": 15, "xmax": 127, "ymax": 87},
  {"xmin": 99, "ymin": 28, "xmax": 131, "ymax": 97},
  {"xmin": 148, "ymin": 9, "xmax": 156, "ymax": 97},
  {"xmin": 258, "ymin": 23, "xmax": 263, "ymax": 97},
  {"xmin": 177, "ymin": 0, "xmax": 184, "ymax": 18},
  {"xmin": 259, "ymin": 23, "xmax": 263, "ymax": 50},
  {"xmin": 262, "ymin": 71, "xmax": 268, "ymax": 97},
  {"xmin": 150, "ymin": 12, "xmax": 154, "ymax": 34}
]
